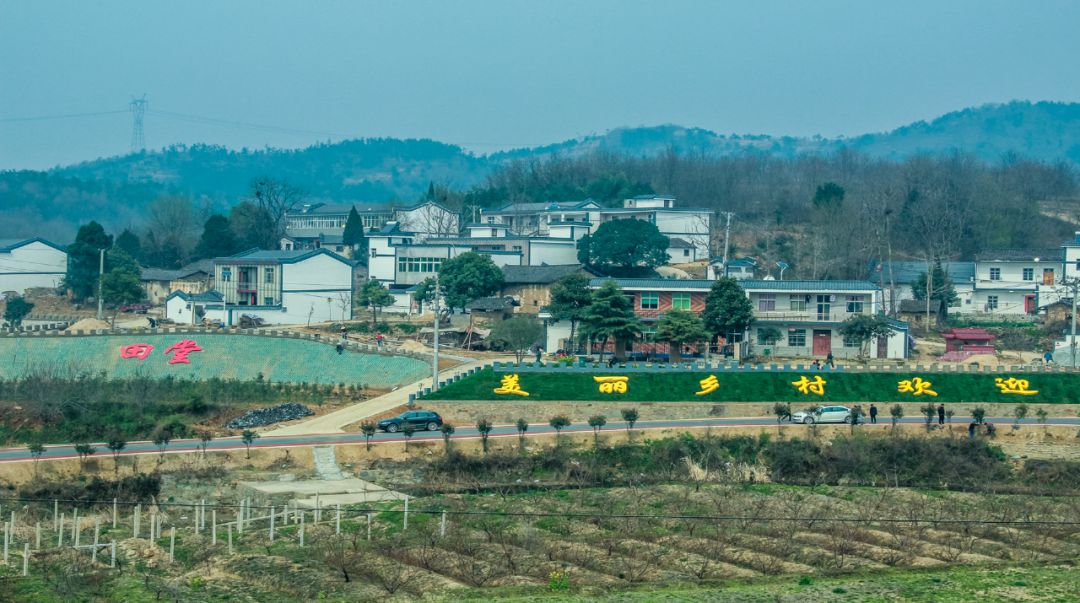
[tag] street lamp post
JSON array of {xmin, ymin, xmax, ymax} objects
[
  {"xmin": 432, "ymin": 272, "xmax": 441, "ymax": 391},
  {"xmin": 96, "ymin": 248, "xmax": 106, "ymax": 321}
]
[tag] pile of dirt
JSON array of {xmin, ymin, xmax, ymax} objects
[
  {"xmin": 399, "ymin": 339, "xmax": 430, "ymax": 353},
  {"xmin": 65, "ymin": 318, "xmax": 111, "ymax": 332}
]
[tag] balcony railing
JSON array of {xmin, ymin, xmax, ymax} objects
[{"xmin": 753, "ymin": 309, "xmax": 869, "ymax": 323}]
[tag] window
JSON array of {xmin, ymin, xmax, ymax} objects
[
  {"xmin": 491, "ymin": 229, "xmax": 499, "ymax": 237},
  {"xmin": 846, "ymin": 295, "xmax": 864, "ymax": 314},
  {"xmin": 486, "ymin": 217, "xmax": 494, "ymax": 224},
  {"xmin": 1022, "ymin": 268, "xmax": 1034, "ymax": 281},
  {"xmin": 640, "ymin": 292, "xmax": 659, "ymax": 309},
  {"xmin": 987, "ymin": 295, "xmax": 999, "ymax": 310},
  {"xmin": 843, "ymin": 335, "xmax": 861, "ymax": 348},
  {"xmin": 263, "ymin": 297, "xmax": 274, "ymax": 306},
  {"xmin": 789, "ymin": 295, "xmax": 807, "ymax": 311},
  {"xmin": 264, "ymin": 267, "xmax": 274, "ymax": 283},
  {"xmin": 397, "ymin": 257, "xmax": 443, "ymax": 273},
  {"xmin": 787, "ymin": 329, "xmax": 806, "ymax": 347},
  {"xmin": 757, "ymin": 329, "xmax": 777, "ymax": 345},
  {"xmin": 221, "ymin": 269, "xmax": 231, "ymax": 282},
  {"xmin": 683, "ymin": 249, "xmax": 690, "ymax": 257},
  {"xmin": 671, "ymin": 293, "xmax": 691, "ymax": 310},
  {"xmin": 512, "ymin": 245, "xmax": 522, "ymax": 252},
  {"xmin": 989, "ymin": 267, "xmax": 1001, "ymax": 280},
  {"xmin": 758, "ymin": 293, "xmax": 776, "ymax": 311}
]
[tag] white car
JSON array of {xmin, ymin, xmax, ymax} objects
[{"xmin": 791, "ymin": 405, "xmax": 853, "ymax": 425}]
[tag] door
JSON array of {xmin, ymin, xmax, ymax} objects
[
  {"xmin": 816, "ymin": 295, "xmax": 831, "ymax": 320},
  {"xmin": 1025, "ymin": 295, "xmax": 1036, "ymax": 314},
  {"xmin": 813, "ymin": 330, "xmax": 832, "ymax": 356},
  {"xmin": 1043, "ymin": 269, "xmax": 1055, "ymax": 285},
  {"xmin": 876, "ymin": 335, "xmax": 889, "ymax": 359}
]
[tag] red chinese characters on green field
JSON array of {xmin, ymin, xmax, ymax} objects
[{"xmin": 119, "ymin": 339, "xmax": 203, "ymax": 365}]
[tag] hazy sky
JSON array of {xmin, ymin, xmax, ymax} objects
[{"xmin": 2, "ymin": 0, "xmax": 1080, "ymax": 169}]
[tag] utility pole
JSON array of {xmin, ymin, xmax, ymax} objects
[
  {"xmin": 96, "ymin": 248, "xmax": 106, "ymax": 320},
  {"xmin": 432, "ymin": 272, "xmax": 441, "ymax": 391},
  {"xmin": 1065, "ymin": 277, "xmax": 1079, "ymax": 368},
  {"xmin": 719, "ymin": 211, "xmax": 734, "ymax": 278},
  {"xmin": 129, "ymin": 95, "xmax": 147, "ymax": 152}
]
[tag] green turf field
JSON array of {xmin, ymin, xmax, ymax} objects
[{"xmin": 0, "ymin": 334, "xmax": 429, "ymax": 386}]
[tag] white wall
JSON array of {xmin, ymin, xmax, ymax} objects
[
  {"xmin": 974, "ymin": 260, "xmax": 1056, "ymax": 288},
  {"xmin": 396, "ymin": 204, "xmax": 459, "ymax": 238},
  {"xmin": 528, "ymin": 240, "xmax": 578, "ymax": 266},
  {"xmin": 367, "ymin": 236, "xmax": 398, "ymax": 283},
  {"xmin": 653, "ymin": 211, "xmax": 711, "ymax": 255},
  {"xmin": 165, "ymin": 297, "xmax": 224, "ymax": 325},
  {"xmin": 269, "ymin": 253, "xmax": 353, "ymax": 325},
  {"xmin": 0, "ymin": 241, "xmax": 67, "ymax": 294}
]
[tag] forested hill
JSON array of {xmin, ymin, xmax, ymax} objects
[{"xmin": 4, "ymin": 100, "xmax": 1080, "ymax": 240}]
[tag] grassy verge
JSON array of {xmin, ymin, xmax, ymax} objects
[
  {"xmin": 425, "ymin": 367, "xmax": 1080, "ymax": 403},
  {"xmin": 445, "ymin": 564, "xmax": 1080, "ymax": 601}
]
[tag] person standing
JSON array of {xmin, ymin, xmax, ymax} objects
[
  {"xmin": 968, "ymin": 421, "xmax": 977, "ymax": 439},
  {"xmin": 937, "ymin": 403, "xmax": 946, "ymax": 426},
  {"xmin": 869, "ymin": 403, "xmax": 878, "ymax": 424},
  {"xmin": 826, "ymin": 352, "xmax": 835, "ymax": 368},
  {"xmin": 375, "ymin": 332, "xmax": 384, "ymax": 347}
]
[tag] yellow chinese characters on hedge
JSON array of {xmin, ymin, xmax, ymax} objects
[
  {"xmin": 695, "ymin": 375, "xmax": 720, "ymax": 396},
  {"xmin": 594, "ymin": 376, "xmax": 629, "ymax": 394},
  {"xmin": 791, "ymin": 375, "xmax": 826, "ymax": 395},
  {"xmin": 897, "ymin": 377, "xmax": 937, "ymax": 397},
  {"xmin": 493, "ymin": 374, "xmax": 530, "ymax": 396},
  {"xmin": 995, "ymin": 377, "xmax": 1038, "ymax": 396}
]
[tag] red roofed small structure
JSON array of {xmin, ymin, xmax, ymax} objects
[{"xmin": 940, "ymin": 327, "xmax": 996, "ymax": 361}]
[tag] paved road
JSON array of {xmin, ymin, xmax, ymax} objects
[
  {"xmin": 265, "ymin": 358, "xmax": 489, "ymax": 436},
  {"xmin": 2, "ymin": 416, "xmax": 1077, "ymax": 464}
]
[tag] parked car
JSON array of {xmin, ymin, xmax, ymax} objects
[
  {"xmin": 791, "ymin": 405, "xmax": 853, "ymax": 425},
  {"xmin": 377, "ymin": 410, "xmax": 443, "ymax": 433},
  {"xmin": 119, "ymin": 303, "xmax": 151, "ymax": 314}
]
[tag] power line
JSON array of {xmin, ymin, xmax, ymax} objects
[{"xmin": 0, "ymin": 110, "xmax": 128, "ymax": 123}]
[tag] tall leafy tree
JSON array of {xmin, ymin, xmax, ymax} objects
[
  {"xmin": 3, "ymin": 296, "xmax": 34, "ymax": 327},
  {"xmin": 912, "ymin": 258, "xmax": 959, "ymax": 316},
  {"xmin": 195, "ymin": 214, "xmax": 240, "ymax": 259},
  {"xmin": 438, "ymin": 252, "xmax": 504, "ymax": 312},
  {"xmin": 576, "ymin": 219, "xmax": 670, "ymax": 277},
  {"xmin": 412, "ymin": 277, "xmax": 438, "ymax": 311},
  {"xmin": 114, "ymin": 229, "xmax": 142, "ymax": 261},
  {"xmin": 655, "ymin": 308, "xmax": 710, "ymax": 362},
  {"xmin": 101, "ymin": 250, "xmax": 144, "ymax": 326},
  {"xmin": 579, "ymin": 280, "xmax": 642, "ymax": 360},
  {"xmin": 341, "ymin": 206, "xmax": 367, "ymax": 260},
  {"xmin": 229, "ymin": 201, "xmax": 277, "ymax": 249},
  {"xmin": 701, "ymin": 278, "xmax": 753, "ymax": 343},
  {"xmin": 358, "ymin": 279, "xmax": 395, "ymax": 327},
  {"xmin": 64, "ymin": 221, "xmax": 113, "ymax": 302},
  {"xmin": 547, "ymin": 272, "xmax": 592, "ymax": 348},
  {"xmin": 489, "ymin": 315, "xmax": 544, "ymax": 363},
  {"xmin": 839, "ymin": 314, "xmax": 895, "ymax": 359}
]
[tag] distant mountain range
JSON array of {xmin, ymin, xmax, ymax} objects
[{"xmin": 3, "ymin": 100, "xmax": 1080, "ymax": 239}]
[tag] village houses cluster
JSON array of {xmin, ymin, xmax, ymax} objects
[{"xmin": 7, "ymin": 197, "xmax": 1080, "ymax": 362}]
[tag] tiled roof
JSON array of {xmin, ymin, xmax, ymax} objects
[
  {"xmin": 289, "ymin": 202, "xmax": 395, "ymax": 215},
  {"xmin": 139, "ymin": 261, "xmax": 212, "ymax": 282},
  {"xmin": 974, "ymin": 249, "xmax": 1061, "ymax": 262},
  {"xmin": 217, "ymin": 248, "xmax": 351, "ymax": 265},
  {"xmin": 502, "ymin": 264, "xmax": 585, "ymax": 284},
  {"xmin": 488, "ymin": 200, "xmax": 597, "ymax": 213},
  {"xmin": 166, "ymin": 290, "xmax": 224, "ymax": 303},
  {"xmin": 0, "ymin": 237, "xmax": 67, "ymax": 253},
  {"xmin": 466, "ymin": 296, "xmax": 519, "ymax": 311},
  {"xmin": 589, "ymin": 278, "xmax": 880, "ymax": 292},
  {"xmin": 667, "ymin": 238, "xmax": 694, "ymax": 248},
  {"xmin": 871, "ymin": 261, "xmax": 976, "ymax": 284}
]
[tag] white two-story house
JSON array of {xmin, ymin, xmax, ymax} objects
[
  {"xmin": 542, "ymin": 278, "xmax": 908, "ymax": 360},
  {"xmin": 972, "ymin": 249, "xmax": 1062, "ymax": 315},
  {"xmin": 174, "ymin": 248, "xmax": 354, "ymax": 326}
]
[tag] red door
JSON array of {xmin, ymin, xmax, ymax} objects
[
  {"xmin": 877, "ymin": 336, "xmax": 888, "ymax": 359},
  {"xmin": 813, "ymin": 330, "xmax": 832, "ymax": 356},
  {"xmin": 1024, "ymin": 295, "xmax": 1036, "ymax": 314}
]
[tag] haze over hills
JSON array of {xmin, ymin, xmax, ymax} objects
[{"xmin": 2, "ymin": 100, "xmax": 1080, "ymax": 240}]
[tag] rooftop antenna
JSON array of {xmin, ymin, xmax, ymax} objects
[{"xmin": 129, "ymin": 94, "xmax": 147, "ymax": 152}]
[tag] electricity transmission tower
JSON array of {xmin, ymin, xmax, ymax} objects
[{"xmin": 129, "ymin": 95, "xmax": 147, "ymax": 152}]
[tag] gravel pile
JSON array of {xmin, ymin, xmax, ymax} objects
[{"xmin": 225, "ymin": 403, "xmax": 314, "ymax": 429}]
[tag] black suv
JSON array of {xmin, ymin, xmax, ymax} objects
[{"xmin": 377, "ymin": 410, "xmax": 443, "ymax": 433}]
